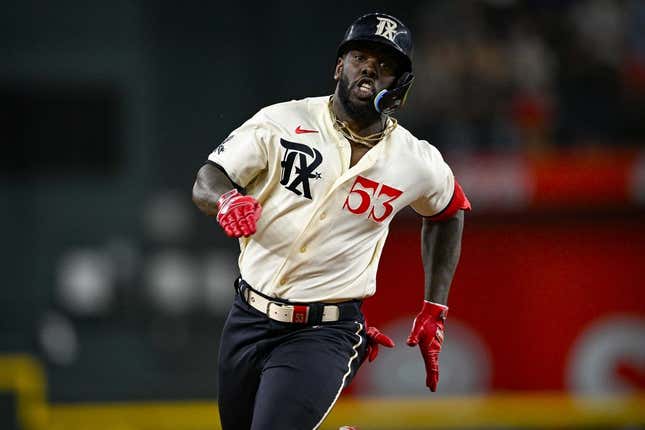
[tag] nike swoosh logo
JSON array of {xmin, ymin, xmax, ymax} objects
[{"xmin": 295, "ymin": 125, "xmax": 319, "ymax": 134}]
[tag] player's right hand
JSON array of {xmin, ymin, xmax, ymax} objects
[{"xmin": 216, "ymin": 189, "xmax": 262, "ymax": 238}]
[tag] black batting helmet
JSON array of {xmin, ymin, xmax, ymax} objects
[
  {"xmin": 337, "ymin": 13, "xmax": 415, "ymax": 114},
  {"xmin": 337, "ymin": 13, "xmax": 413, "ymax": 74}
]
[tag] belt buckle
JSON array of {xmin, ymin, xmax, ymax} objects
[{"xmin": 267, "ymin": 301, "xmax": 309, "ymax": 323}]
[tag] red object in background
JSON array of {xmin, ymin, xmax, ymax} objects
[
  {"xmin": 529, "ymin": 150, "xmax": 638, "ymax": 208},
  {"xmin": 452, "ymin": 149, "xmax": 644, "ymax": 212},
  {"xmin": 363, "ymin": 214, "xmax": 645, "ymax": 391}
]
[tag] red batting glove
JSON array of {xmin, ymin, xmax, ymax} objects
[
  {"xmin": 365, "ymin": 325, "xmax": 395, "ymax": 362},
  {"xmin": 216, "ymin": 189, "xmax": 262, "ymax": 238},
  {"xmin": 406, "ymin": 301, "xmax": 448, "ymax": 391}
]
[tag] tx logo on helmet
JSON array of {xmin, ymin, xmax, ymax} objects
[
  {"xmin": 375, "ymin": 17, "xmax": 398, "ymax": 42},
  {"xmin": 279, "ymin": 139, "xmax": 323, "ymax": 200}
]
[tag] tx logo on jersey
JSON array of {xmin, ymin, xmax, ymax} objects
[
  {"xmin": 375, "ymin": 17, "xmax": 398, "ymax": 42},
  {"xmin": 280, "ymin": 139, "xmax": 323, "ymax": 200}
]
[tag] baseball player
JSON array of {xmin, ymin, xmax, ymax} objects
[{"xmin": 192, "ymin": 13, "xmax": 470, "ymax": 430}]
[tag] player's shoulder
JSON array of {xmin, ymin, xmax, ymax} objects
[
  {"xmin": 390, "ymin": 122, "xmax": 443, "ymax": 159},
  {"xmin": 257, "ymin": 96, "xmax": 328, "ymax": 126}
]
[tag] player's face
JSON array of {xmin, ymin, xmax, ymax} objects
[{"xmin": 334, "ymin": 44, "xmax": 400, "ymax": 120}]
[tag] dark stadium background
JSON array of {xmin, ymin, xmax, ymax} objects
[{"xmin": 1, "ymin": 1, "xmax": 644, "ymax": 429}]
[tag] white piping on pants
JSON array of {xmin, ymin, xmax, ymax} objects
[{"xmin": 312, "ymin": 321, "xmax": 364, "ymax": 430}]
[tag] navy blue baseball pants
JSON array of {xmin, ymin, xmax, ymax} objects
[{"xmin": 217, "ymin": 280, "xmax": 368, "ymax": 430}]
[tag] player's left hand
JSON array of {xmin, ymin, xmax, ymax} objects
[
  {"xmin": 406, "ymin": 301, "xmax": 448, "ymax": 391},
  {"xmin": 365, "ymin": 325, "xmax": 394, "ymax": 362}
]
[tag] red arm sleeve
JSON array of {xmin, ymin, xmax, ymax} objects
[{"xmin": 425, "ymin": 180, "xmax": 471, "ymax": 222}]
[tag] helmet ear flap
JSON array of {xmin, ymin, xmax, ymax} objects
[{"xmin": 374, "ymin": 72, "xmax": 414, "ymax": 115}]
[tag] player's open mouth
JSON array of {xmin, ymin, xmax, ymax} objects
[{"xmin": 353, "ymin": 78, "xmax": 376, "ymax": 99}]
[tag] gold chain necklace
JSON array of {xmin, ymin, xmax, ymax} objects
[{"xmin": 328, "ymin": 97, "xmax": 397, "ymax": 148}]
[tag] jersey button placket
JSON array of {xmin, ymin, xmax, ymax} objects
[{"xmin": 299, "ymin": 245, "xmax": 307, "ymax": 253}]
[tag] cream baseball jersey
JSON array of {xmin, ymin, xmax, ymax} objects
[{"xmin": 208, "ymin": 96, "xmax": 460, "ymax": 302}]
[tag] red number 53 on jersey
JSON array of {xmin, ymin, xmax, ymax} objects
[{"xmin": 343, "ymin": 176, "xmax": 404, "ymax": 223}]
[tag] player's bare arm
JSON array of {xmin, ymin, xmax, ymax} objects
[
  {"xmin": 192, "ymin": 163, "xmax": 234, "ymax": 217},
  {"xmin": 421, "ymin": 210, "xmax": 465, "ymax": 304},
  {"xmin": 407, "ymin": 209, "xmax": 465, "ymax": 392}
]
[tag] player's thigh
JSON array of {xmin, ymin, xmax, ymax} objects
[
  {"xmin": 251, "ymin": 321, "xmax": 366, "ymax": 430},
  {"xmin": 217, "ymin": 295, "xmax": 268, "ymax": 430}
]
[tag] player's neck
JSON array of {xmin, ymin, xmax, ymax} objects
[{"xmin": 331, "ymin": 96, "xmax": 386, "ymax": 138}]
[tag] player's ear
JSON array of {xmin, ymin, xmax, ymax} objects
[{"xmin": 333, "ymin": 57, "xmax": 343, "ymax": 81}]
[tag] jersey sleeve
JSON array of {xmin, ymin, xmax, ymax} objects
[
  {"xmin": 409, "ymin": 142, "xmax": 471, "ymax": 220},
  {"xmin": 207, "ymin": 110, "xmax": 271, "ymax": 189}
]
